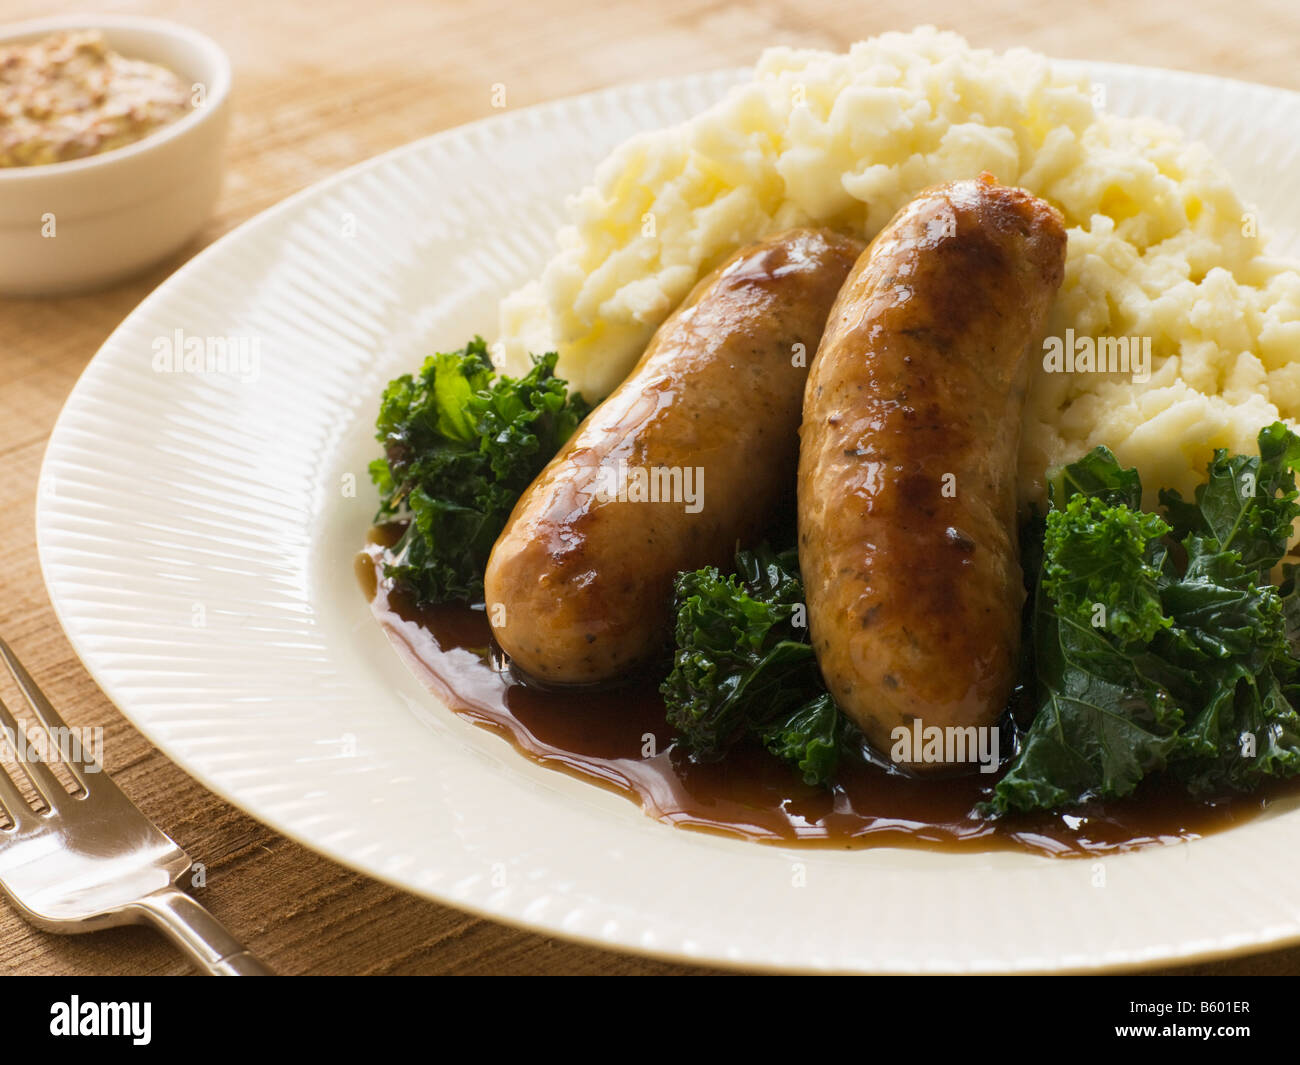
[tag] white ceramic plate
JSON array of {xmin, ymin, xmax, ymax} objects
[{"xmin": 37, "ymin": 60, "xmax": 1300, "ymax": 973}]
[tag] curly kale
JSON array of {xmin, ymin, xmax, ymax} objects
[
  {"xmin": 990, "ymin": 422, "xmax": 1300, "ymax": 814},
  {"xmin": 660, "ymin": 545, "xmax": 855, "ymax": 787},
  {"xmin": 369, "ymin": 336, "xmax": 589, "ymax": 604}
]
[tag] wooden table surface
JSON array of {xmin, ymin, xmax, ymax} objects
[{"xmin": 3, "ymin": 0, "xmax": 1300, "ymax": 976}]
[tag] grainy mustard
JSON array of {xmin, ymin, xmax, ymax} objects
[{"xmin": 0, "ymin": 29, "xmax": 192, "ymax": 167}]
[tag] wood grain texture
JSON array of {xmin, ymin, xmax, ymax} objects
[{"xmin": 1, "ymin": 0, "xmax": 1299, "ymax": 975}]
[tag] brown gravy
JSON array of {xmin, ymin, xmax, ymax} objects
[{"xmin": 358, "ymin": 534, "xmax": 1298, "ymax": 857}]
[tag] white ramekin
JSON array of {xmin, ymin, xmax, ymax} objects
[{"xmin": 0, "ymin": 15, "xmax": 233, "ymax": 296}]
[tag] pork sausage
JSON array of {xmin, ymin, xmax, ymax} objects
[
  {"xmin": 797, "ymin": 175, "xmax": 1066, "ymax": 770},
  {"xmin": 486, "ymin": 227, "xmax": 864, "ymax": 685}
]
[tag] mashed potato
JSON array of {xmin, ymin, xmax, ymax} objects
[{"xmin": 496, "ymin": 26, "xmax": 1300, "ymax": 505}]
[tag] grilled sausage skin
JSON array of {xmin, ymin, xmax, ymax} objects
[
  {"xmin": 487, "ymin": 227, "xmax": 864, "ymax": 685},
  {"xmin": 797, "ymin": 176, "xmax": 1067, "ymax": 769}
]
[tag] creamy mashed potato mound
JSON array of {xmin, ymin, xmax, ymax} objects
[{"xmin": 496, "ymin": 26, "xmax": 1300, "ymax": 505}]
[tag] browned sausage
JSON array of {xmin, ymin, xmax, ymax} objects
[
  {"xmin": 485, "ymin": 227, "xmax": 864, "ymax": 685},
  {"xmin": 797, "ymin": 175, "xmax": 1066, "ymax": 770}
]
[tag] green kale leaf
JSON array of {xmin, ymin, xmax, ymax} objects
[
  {"xmin": 660, "ymin": 545, "xmax": 854, "ymax": 786},
  {"xmin": 369, "ymin": 336, "xmax": 589, "ymax": 604},
  {"xmin": 990, "ymin": 422, "xmax": 1300, "ymax": 814}
]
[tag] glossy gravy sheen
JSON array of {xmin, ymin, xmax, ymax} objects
[{"xmin": 358, "ymin": 534, "xmax": 1295, "ymax": 857}]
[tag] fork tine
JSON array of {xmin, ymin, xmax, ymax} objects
[
  {"xmin": 0, "ymin": 637, "xmax": 71, "ymax": 738},
  {"xmin": 0, "ymin": 638, "xmax": 72, "ymax": 734},
  {"xmin": 0, "ymin": 690, "xmax": 69, "ymax": 810},
  {"xmin": 0, "ymin": 750, "xmax": 31, "ymax": 827},
  {"xmin": 0, "ymin": 638, "xmax": 90, "ymax": 792}
]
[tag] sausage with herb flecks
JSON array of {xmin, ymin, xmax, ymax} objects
[
  {"xmin": 486, "ymin": 227, "xmax": 864, "ymax": 686},
  {"xmin": 797, "ymin": 176, "xmax": 1066, "ymax": 770}
]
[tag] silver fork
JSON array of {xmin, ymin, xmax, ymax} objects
[{"xmin": 0, "ymin": 637, "xmax": 273, "ymax": 975}]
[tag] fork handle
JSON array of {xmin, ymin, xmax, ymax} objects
[{"xmin": 129, "ymin": 886, "xmax": 275, "ymax": 975}]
